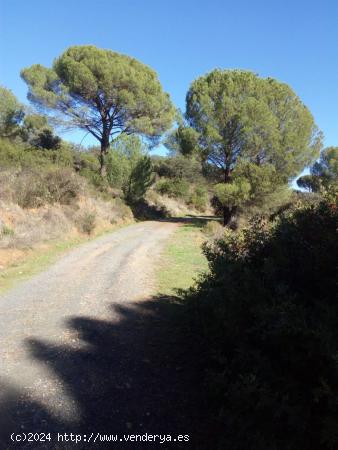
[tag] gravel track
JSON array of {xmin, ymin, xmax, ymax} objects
[{"xmin": 0, "ymin": 221, "xmax": 207, "ymax": 449}]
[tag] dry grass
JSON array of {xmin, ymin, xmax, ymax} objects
[
  {"xmin": 0, "ymin": 168, "xmax": 133, "ymax": 269},
  {"xmin": 203, "ymin": 220, "xmax": 224, "ymax": 239}
]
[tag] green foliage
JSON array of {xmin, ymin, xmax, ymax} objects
[
  {"xmin": 185, "ymin": 197, "xmax": 338, "ymax": 449},
  {"xmin": 297, "ymin": 148, "xmax": 338, "ymax": 193},
  {"xmin": 22, "ymin": 113, "xmax": 48, "ymax": 133},
  {"xmin": 0, "ymin": 138, "xmax": 49, "ymax": 168},
  {"xmin": 234, "ymin": 161, "xmax": 292, "ymax": 216},
  {"xmin": 46, "ymin": 143, "xmax": 74, "ymax": 166},
  {"xmin": 21, "ymin": 45, "xmax": 175, "ymax": 172},
  {"xmin": 234, "ymin": 162, "xmax": 278, "ymax": 200},
  {"xmin": 20, "ymin": 113, "xmax": 60, "ymax": 149},
  {"xmin": 152, "ymin": 154, "xmax": 204, "ymax": 183},
  {"xmin": 180, "ymin": 70, "xmax": 322, "ymax": 222},
  {"xmin": 312, "ymin": 147, "xmax": 338, "ymax": 180},
  {"xmin": 185, "ymin": 70, "xmax": 321, "ymax": 179},
  {"xmin": 125, "ymin": 155, "xmax": 154, "ymax": 203},
  {"xmin": 189, "ymin": 185, "xmax": 208, "ymax": 210},
  {"xmin": 74, "ymin": 150, "xmax": 100, "ymax": 173},
  {"xmin": 155, "ymin": 178, "xmax": 190, "ymax": 201},
  {"xmin": 166, "ymin": 125, "xmax": 200, "ymax": 156},
  {"xmin": 214, "ymin": 179, "xmax": 251, "ymax": 208},
  {"xmin": 0, "ymin": 137, "xmax": 73, "ymax": 169},
  {"xmin": 0, "ymin": 86, "xmax": 24, "ymax": 138},
  {"xmin": 73, "ymin": 150, "xmax": 108, "ymax": 190},
  {"xmin": 297, "ymin": 174, "xmax": 322, "ymax": 192},
  {"xmin": 151, "ymin": 153, "xmax": 210, "ymax": 211},
  {"xmin": 31, "ymin": 128, "xmax": 61, "ymax": 150},
  {"xmin": 106, "ymin": 134, "xmax": 154, "ymax": 202},
  {"xmin": 212, "ymin": 162, "xmax": 293, "ymax": 223}
]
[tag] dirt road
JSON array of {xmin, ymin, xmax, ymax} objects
[{"xmin": 0, "ymin": 221, "xmax": 205, "ymax": 449}]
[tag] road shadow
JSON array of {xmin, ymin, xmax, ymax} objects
[
  {"xmin": 0, "ymin": 296, "xmax": 211, "ymax": 449},
  {"xmin": 159, "ymin": 215, "xmax": 221, "ymax": 228},
  {"xmin": 127, "ymin": 199, "xmax": 221, "ymax": 227}
]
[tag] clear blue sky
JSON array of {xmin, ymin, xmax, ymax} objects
[{"xmin": 0, "ymin": 0, "xmax": 337, "ymax": 159}]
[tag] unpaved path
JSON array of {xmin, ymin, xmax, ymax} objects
[{"xmin": 0, "ymin": 221, "xmax": 206, "ymax": 449}]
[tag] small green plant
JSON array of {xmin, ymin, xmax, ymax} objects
[
  {"xmin": 1, "ymin": 224, "xmax": 14, "ymax": 237},
  {"xmin": 78, "ymin": 211, "xmax": 96, "ymax": 235}
]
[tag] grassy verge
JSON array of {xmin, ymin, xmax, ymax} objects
[
  {"xmin": 157, "ymin": 221, "xmax": 208, "ymax": 295},
  {"xmin": 0, "ymin": 221, "xmax": 133, "ymax": 294}
]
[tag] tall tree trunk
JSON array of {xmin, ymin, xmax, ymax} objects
[
  {"xmin": 222, "ymin": 165, "xmax": 232, "ymax": 226},
  {"xmin": 99, "ymin": 136, "xmax": 110, "ymax": 177},
  {"xmin": 223, "ymin": 206, "xmax": 232, "ymax": 226}
]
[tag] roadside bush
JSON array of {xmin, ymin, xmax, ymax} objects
[
  {"xmin": 189, "ymin": 185, "xmax": 208, "ymax": 211},
  {"xmin": 155, "ymin": 178, "xmax": 190, "ymax": 201},
  {"xmin": 203, "ymin": 220, "xmax": 223, "ymax": 239},
  {"xmin": 44, "ymin": 168, "xmax": 83, "ymax": 204},
  {"xmin": 77, "ymin": 211, "xmax": 96, "ymax": 234},
  {"xmin": 14, "ymin": 168, "xmax": 82, "ymax": 208},
  {"xmin": 15, "ymin": 171, "xmax": 51, "ymax": 208},
  {"xmin": 185, "ymin": 197, "xmax": 338, "ymax": 449}
]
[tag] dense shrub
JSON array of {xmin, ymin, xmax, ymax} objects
[
  {"xmin": 189, "ymin": 185, "xmax": 208, "ymax": 211},
  {"xmin": 43, "ymin": 168, "xmax": 83, "ymax": 204},
  {"xmin": 74, "ymin": 150, "xmax": 100, "ymax": 173},
  {"xmin": 0, "ymin": 138, "xmax": 75, "ymax": 169},
  {"xmin": 185, "ymin": 197, "xmax": 338, "ymax": 449},
  {"xmin": 0, "ymin": 138, "xmax": 47, "ymax": 168},
  {"xmin": 77, "ymin": 211, "xmax": 96, "ymax": 234},
  {"xmin": 155, "ymin": 178, "xmax": 190, "ymax": 201},
  {"xmin": 14, "ymin": 171, "xmax": 51, "ymax": 208},
  {"xmin": 152, "ymin": 155, "xmax": 204, "ymax": 183},
  {"xmin": 41, "ymin": 144, "xmax": 74, "ymax": 167},
  {"xmin": 14, "ymin": 168, "xmax": 82, "ymax": 208},
  {"xmin": 124, "ymin": 156, "xmax": 154, "ymax": 203},
  {"xmin": 106, "ymin": 135, "xmax": 154, "ymax": 202}
]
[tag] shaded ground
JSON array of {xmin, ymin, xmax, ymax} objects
[{"xmin": 0, "ymin": 221, "xmax": 209, "ymax": 449}]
